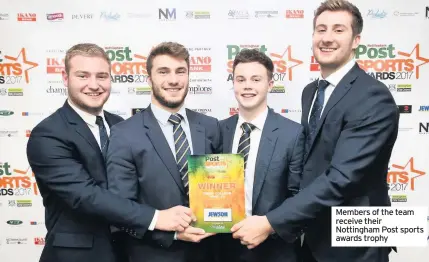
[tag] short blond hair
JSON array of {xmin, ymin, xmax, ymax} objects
[
  {"xmin": 313, "ymin": 0, "xmax": 363, "ymax": 36},
  {"xmin": 64, "ymin": 43, "xmax": 111, "ymax": 74}
]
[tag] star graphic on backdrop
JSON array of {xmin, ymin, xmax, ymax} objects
[
  {"xmin": 389, "ymin": 157, "xmax": 425, "ymax": 191},
  {"xmin": 13, "ymin": 165, "xmax": 34, "ymax": 176},
  {"xmin": 270, "ymin": 45, "xmax": 303, "ymax": 81},
  {"xmin": 4, "ymin": 48, "xmax": 38, "ymax": 84},
  {"xmin": 398, "ymin": 44, "xmax": 429, "ymax": 79}
]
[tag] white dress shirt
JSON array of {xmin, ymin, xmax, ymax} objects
[
  {"xmin": 308, "ymin": 59, "xmax": 356, "ymax": 122},
  {"xmin": 150, "ymin": 103, "xmax": 194, "ymax": 237},
  {"xmin": 231, "ymin": 107, "xmax": 268, "ymax": 217},
  {"xmin": 67, "ymin": 99, "xmax": 110, "ymax": 148}
]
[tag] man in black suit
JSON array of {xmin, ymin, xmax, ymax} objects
[
  {"xmin": 106, "ymin": 42, "xmax": 222, "ymax": 262},
  {"xmin": 217, "ymin": 49, "xmax": 305, "ymax": 262},
  {"xmin": 27, "ymin": 43, "xmax": 194, "ymax": 262},
  {"xmin": 261, "ymin": 1, "xmax": 399, "ymax": 261}
]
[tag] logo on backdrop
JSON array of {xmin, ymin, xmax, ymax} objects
[
  {"xmin": 0, "ymin": 49, "xmax": 38, "ymax": 84},
  {"xmin": 310, "ymin": 44, "xmax": 429, "ymax": 80},
  {"xmin": 397, "ymin": 105, "xmax": 412, "ymax": 113},
  {"xmin": 105, "ymin": 46, "xmax": 149, "ymax": 84},
  {"xmin": 355, "ymin": 44, "xmax": 429, "ymax": 80},
  {"xmin": 367, "ymin": 9, "xmax": 387, "ymax": 19},
  {"xmin": 387, "ymin": 157, "xmax": 425, "ymax": 192},
  {"xmin": 226, "ymin": 45, "xmax": 303, "ymax": 93},
  {"xmin": 159, "ymin": 8, "xmax": 176, "ymax": 21},
  {"xmin": 0, "ymin": 162, "xmax": 39, "ymax": 196}
]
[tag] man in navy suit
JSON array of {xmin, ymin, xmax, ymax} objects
[
  {"xmin": 106, "ymin": 42, "xmax": 222, "ymax": 262},
  {"xmin": 262, "ymin": 1, "xmax": 399, "ymax": 261},
  {"xmin": 26, "ymin": 43, "xmax": 192, "ymax": 262},
  {"xmin": 217, "ymin": 48, "xmax": 305, "ymax": 262}
]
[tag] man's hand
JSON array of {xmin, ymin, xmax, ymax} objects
[
  {"xmin": 231, "ymin": 215, "xmax": 274, "ymax": 249},
  {"xmin": 155, "ymin": 206, "xmax": 196, "ymax": 232},
  {"xmin": 177, "ymin": 226, "xmax": 216, "ymax": 243}
]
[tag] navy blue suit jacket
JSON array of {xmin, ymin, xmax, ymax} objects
[
  {"xmin": 265, "ymin": 63, "xmax": 399, "ymax": 262},
  {"xmin": 218, "ymin": 108, "xmax": 305, "ymax": 262},
  {"xmin": 106, "ymin": 105, "xmax": 222, "ymax": 262},
  {"xmin": 26, "ymin": 101, "xmax": 156, "ymax": 262}
]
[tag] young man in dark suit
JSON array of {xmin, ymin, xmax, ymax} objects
[
  {"xmin": 262, "ymin": 1, "xmax": 399, "ymax": 261},
  {"xmin": 218, "ymin": 48, "xmax": 305, "ymax": 262},
  {"xmin": 105, "ymin": 42, "xmax": 222, "ymax": 262},
  {"xmin": 26, "ymin": 43, "xmax": 192, "ymax": 262}
]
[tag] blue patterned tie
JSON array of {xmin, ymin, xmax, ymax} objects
[
  {"xmin": 306, "ymin": 80, "xmax": 330, "ymax": 151},
  {"xmin": 95, "ymin": 116, "xmax": 109, "ymax": 158},
  {"xmin": 168, "ymin": 113, "xmax": 191, "ymax": 195}
]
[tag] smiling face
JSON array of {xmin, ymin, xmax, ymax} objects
[
  {"xmin": 148, "ymin": 54, "xmax": 189, "ymax": 111},
  {"xmin": 233, "ymin": 62, "xmax": 273, "ymax": 114},
  {"xmin": 62, "ymin": 55, "xmax": 111, "ymax": 115},
  {"xmin": 312, "ymin": 10, "xmax": 360, "ymax": 76}
]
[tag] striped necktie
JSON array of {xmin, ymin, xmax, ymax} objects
[
  {"xmin": 237, "ymin": 122, "xmax": 256, "ymax": 170},
  {"xmin": 168, "ymin": 113, "xmax": 191, "ymax": 195},
  {"xmin": 306, "ymin": 79, "xmax": 330, "ymax": 152}
]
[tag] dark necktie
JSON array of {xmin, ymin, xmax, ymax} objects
[
  {"xmin": 237, "ymin": 122, "xmax": 256, "ymax": 170},
  {"xmin": 95, "ymin": 116, "xmax": 109, "ymax": 158},
  {"xmin": 168, "ymin": 113, "xmax": 191, "ymax": 195},
  {"xmin": 306, "ymin": 79, "xmax": 330, "ymax": 151}
]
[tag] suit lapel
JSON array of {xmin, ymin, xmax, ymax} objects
[
  {"xmin": 186, "ymin": 109, "xmax": 206, "ymax": 155},
  {"xmin": 252, "ymin": 109, "xmax": 278, "ymax": 209},
  {"xmin": 144, "ymin": 106, "xmax": 185, "ymax": 194},
  {"xmin": 62, "ymin": 101, "xmax": 103, "ymax": 159},
  {"xmin": 305, "ymin": 64, "xmax": 360, "ymax": 162},
  {"xmin": 223, "ymin": 115, "xmax": 238, "ymax": 153},
  {"xmin": 103, "ymin": 111, "xmax": 121, "ymax": 128}
]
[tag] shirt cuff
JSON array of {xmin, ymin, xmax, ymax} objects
[
  {"xmin": 174, "ymin": 232, "xmax": 177, "ymax": 240},
  {"xmin": 148, "ymin": 210, "xmax": 159, "ymax": 231}
]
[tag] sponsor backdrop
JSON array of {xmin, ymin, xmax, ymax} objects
[{"xmin": 0, "ymin": 0, "xmax": 428, "ymax": 261}]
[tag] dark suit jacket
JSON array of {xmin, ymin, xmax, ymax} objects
[
  {"xmin": 26, "ymin": 101, "xmax": 156, "ymax": 262},
  {"xmin": 105, "ymin": 105, "xmax": 222, "ymax": 262},
  {"xmin": 265, "ymin": 63, "xmax": 399, "ymax": 262},
  {"xmin": 217, "ymin": 108, "xmax": 305, "ymax": 262}
]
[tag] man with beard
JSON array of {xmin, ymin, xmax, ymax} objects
[
  {"xmin": 106, "ymin": 42, "xmax": 222, "ymax": 262},
  {"xmin": 26, "ymin": 43, "xmax": 188, "ymax": 262},
  {"xmin": 260, "ymin": 1, "xmax": 399, "ymax": 261}
]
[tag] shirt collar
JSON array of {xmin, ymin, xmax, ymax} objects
[
  {"xmin": 67, "ymin": 99, "xmax": 105, "ymax": 127},
  {"xmin": 318, "ymin": 58, "xmax": 356, "ymax": 87},
  {"xmin": 237, "ymin": 107, "xmax": 269, "ymax": 131},
  {"xmin": 151, "ymin": 103, "xmax": 188, "ymax": 126}
]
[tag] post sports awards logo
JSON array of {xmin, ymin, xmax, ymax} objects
[
  {"xmin": 226, "ymin": 44, "xmax": 303, "ymax": 93},
  {"xmin": 0, "ymin": 48, "xmax": 38, "ymax": 85},
  {"xmin": 387, "ymin": 157, "xmax": 425, "ymax": 193},
  {"xmin": 0, "ymin": 162, "xmax": 39, "ymax": 197},
  {"xmin": 310, "ymin": 44, "xmax": 429, "ymax": 80},
  {"xmin": 355, "ymin": 44, "xmax": 429, "ymax": 80},
  {"xmin": 105, "ymin": 46, "xmax": 148, "ymax": 84}
]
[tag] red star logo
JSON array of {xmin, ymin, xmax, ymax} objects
[
  {"xmin": 4, "ymin": 48, "xmax": 38, "ymax": 84},
  {"xmin": 270, "ymin": 45, "xmax": 303, "ymax": 81},
  {"xmin": 388, "ymin": 157, "xmax": 425, "ymax": 191},
  {"xmin": 398, "ymin": 44, "xmax": 429, "ymax": 79}
]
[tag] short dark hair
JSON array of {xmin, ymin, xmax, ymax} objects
[
  {"xmin": 313, "ymin": 0, "xmax": 363, "ymax": 36},
  {"xmin": 146, "ymin": 42, "xmax": 190, "ymax": 76},
  {"xmin": 232, "ymin": 49, "xmax": 274, "ymax": 80}
]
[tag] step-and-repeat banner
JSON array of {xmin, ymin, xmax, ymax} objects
[{"xmin": 0, "ymin": 0, "xmax": 428, "ymax": 261}]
